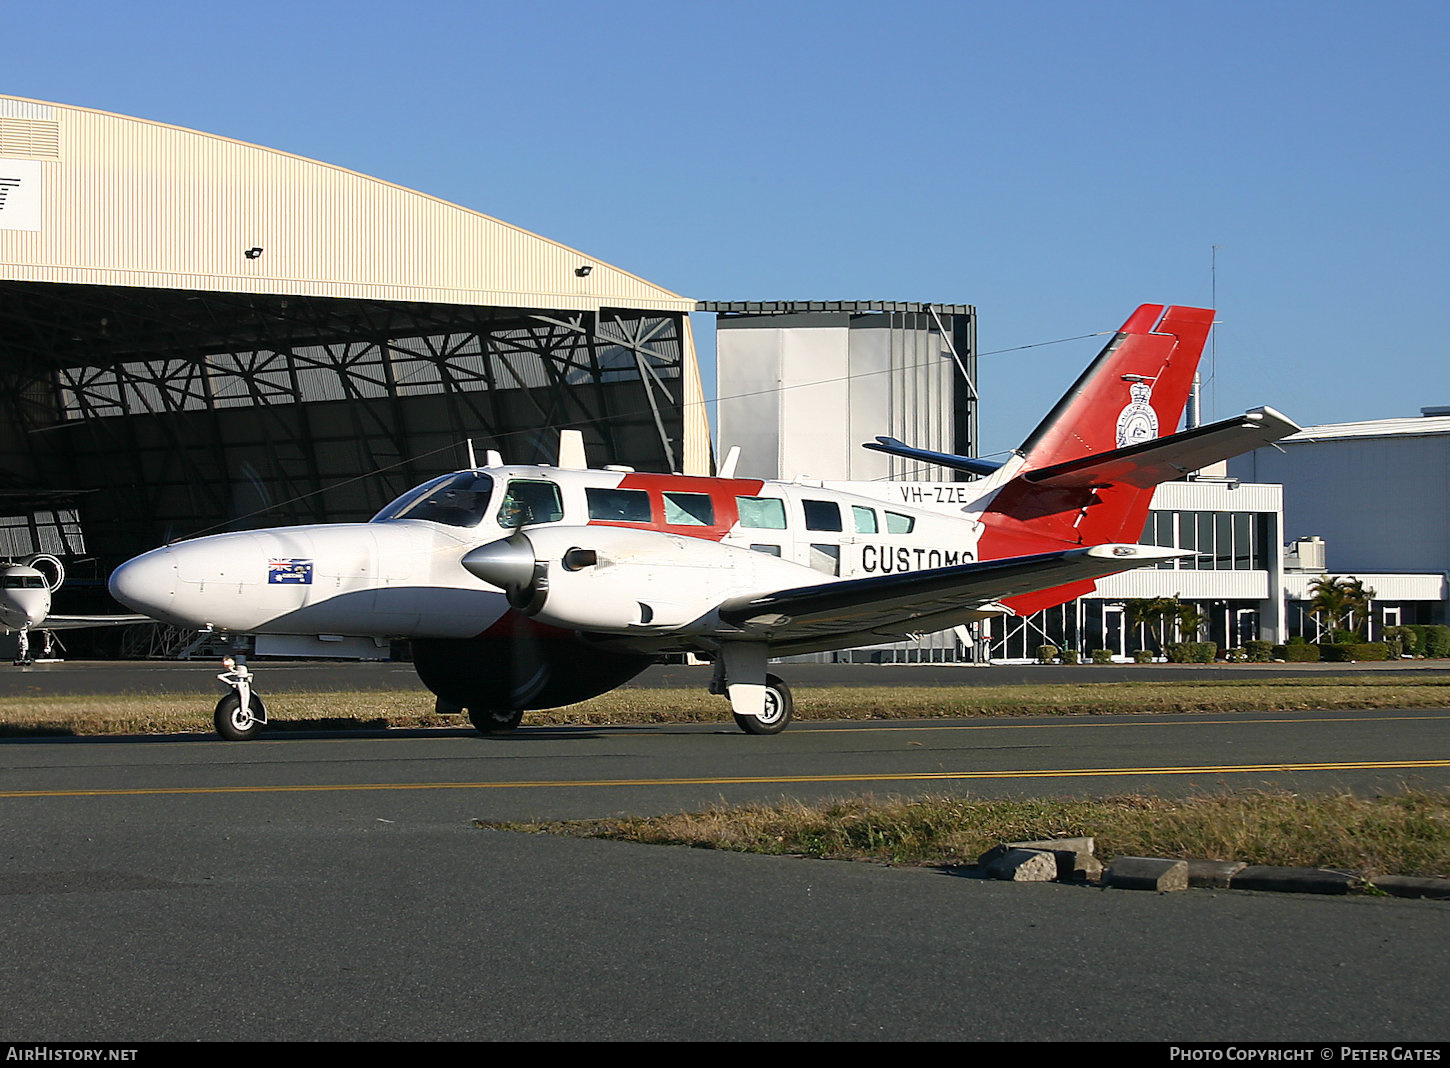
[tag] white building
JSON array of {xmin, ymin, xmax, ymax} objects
[{"xmin": 1231, "ymin": 412, "xmax": 1450, "ymax": 636}]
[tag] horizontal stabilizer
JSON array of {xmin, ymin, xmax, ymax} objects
[
  {"xmin": 1022, "ymin": 407, "xmax": 1300, "ymax": 490},
  {"xmin": 861, "ymin": 436, "xmax": 1003, "ymax": 477}
]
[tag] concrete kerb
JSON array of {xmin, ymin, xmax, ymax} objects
[{"xmin": 973, "ymin": 838, "xmax": 1446, "ymax": 897}]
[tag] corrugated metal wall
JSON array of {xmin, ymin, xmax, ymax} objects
[{"xmin": 0, "ymin": 95, "xmax": 695, "ymax": 313}]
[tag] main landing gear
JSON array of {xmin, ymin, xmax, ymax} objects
[
  {"xmin": 214, "ymin": 656, "xmax": 267, "ymax": 741},
  {"xmin": 712, "ymin": 645, "xmax": 794, "ymax": 735},
  {"xmin": 467, "ymin": 707, "xmax": 525, "ymax": 734},
  {"xmin": 732, "ymin": 673, "xmax": 793, "ymax": 735}
]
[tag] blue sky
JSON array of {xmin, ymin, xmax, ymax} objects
[{"xmin": 8, "ymin": 0, "xmax": 1448, "ymax": 456}]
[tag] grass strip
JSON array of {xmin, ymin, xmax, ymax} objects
[
  {"xmin": 480, "ymin": 790, "xmax": 1450, "ymax": 879},
  {"xmin": 3, "ymin": 676, "xmax": 1450, "ymax": 736}
]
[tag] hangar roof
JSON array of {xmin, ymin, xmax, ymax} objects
[
  {"xmin": 1283, "ymin": 414, "xmax": 1450, "ymax": 442},
  {"xmin": 0, "ymin": 95, "xmax": 693, "ymax": 313}
]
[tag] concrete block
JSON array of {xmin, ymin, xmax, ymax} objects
[
  {"xmin": 978, "ymin": 837, "xmax": 1097, "ymax": 882},
  {"xmin": 984, "ymin": 848, "xmax": 1059, "ymax": 882},
  {"xmin": 1366, "ymin": 875, "xmax": 1450, "ymax": 900},
  {"xmin": 1229, "ymin": 866, "xmax": 1359, "ymax": 895},
  {"xmin": 1065, "ymin": 853, "xmax": 1105, "ymax": 884},
  {"xmin": 1187, "ymin": 859, "xmax": 1246, "ymax": 889},
  {"xmin": 1104, "ymin": 856, "xmax": 1189, "ymax": 892}
]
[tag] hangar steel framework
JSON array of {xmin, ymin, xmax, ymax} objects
[{"xmin": 0, "ymin": 280, "xmax": 692, "ymax": 566}]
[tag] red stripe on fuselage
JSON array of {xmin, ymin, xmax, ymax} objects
[{"xmin": 600, "ymin": 472, "xmax": 766, "ymax": 541}]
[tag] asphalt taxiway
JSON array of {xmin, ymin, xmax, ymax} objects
[{"xmin": 1, "ymin": 659, "xmax": 1447, "ymax": 1041}]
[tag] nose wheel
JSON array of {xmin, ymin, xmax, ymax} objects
[
  {"xmin": 214, "ymin": 656, "xmax": 268, "ymax": 740},
  {"xmin": 215, "ymin": 690, "xmax": 267, "ymax": 741}
]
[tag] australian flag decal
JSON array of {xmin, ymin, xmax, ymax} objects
[{"xmin": 268, "ymin": 558, "xmax": 313, "ymax": 585}]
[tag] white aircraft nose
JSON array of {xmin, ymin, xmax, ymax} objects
[{"xmin": 108, "ymin": 547, "xmax": 178, "ymax": 622}]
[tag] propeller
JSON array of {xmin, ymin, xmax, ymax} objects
[{"xmin": 462, "ymin": 532, "xmax": 548, "ymax": 614}]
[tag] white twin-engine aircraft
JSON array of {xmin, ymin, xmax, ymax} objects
[
  {"xmin": 109, "ymin": 304, "xmax": 1299, "ymax": 740},
  {"xmin": 2, "ymin": 554, "xmax": 150, "ymax": 664}
]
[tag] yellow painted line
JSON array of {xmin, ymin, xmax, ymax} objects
[
  {"xmin": 3, "ymin": 759, "xmax": 1449, "ymax": 799},
  {"xmin": 790, "ymin": 713, "xmax": 1450, "ymax": 732}
]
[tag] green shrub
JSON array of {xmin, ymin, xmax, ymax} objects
[
  {"xmin": 1274, "ymin": 643, "xmax": 1321, "ymax": 662},
  {"xmin": 1245, "ymin": 640, "xmax": 1274, "ymax": 662},
  {"xmin": 1320, "ymin": 642, "xmax": 1391, "ymax": 662},
  {"xmin": 1382, "ymin": 626, "xmax": 1415, "ymax": 659},
  {"xmin": 1090, "ymin": 648, "xmax": 1113, "ymax": 664},
  {"xmin": 1329, "ymin": 628, "xmax": 1358, "ymax": 645},
  {"xmin": 1407, "ymin": 625, "xmax": 1429, "ymax": 657},
  {"xmin": 1059, "ymin": 649, "xmax": 1080, "ymax": 664},
  {"xmin": 1222, "ymin": 647, "xmax": 1248, "ymax": 662},
  {"xmin": 1286, "ymin": 635, "xmax": 1307, "ymax": 646},
  {"xmin": 1036, "ymin": 645, "xmax": 1059, "ymax": 665},
  {"xmin": 1132, "ymin": 649, "xmax": 1155, "ymax": 663},
  {"xmin": 1425, "ymin": 625, "xmax": 1450, "ymax": 658},
  {"xmin": 1166, "ymin": 641, "xmax": 1217, "ymax": 664}
]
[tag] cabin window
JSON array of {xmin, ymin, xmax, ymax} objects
[
  {"xmin": 803, "ymin": 500, "xmax": 842, "ymax": 532},
  {"xmin": 749, "ymin": 544, "xmax": 782, "ymax": 557},
  {"xmin": 852, "ymin": 505, "xmax": 878, "ymax": 534},
  {"xmin": 371, "ymin": 472, "xmax": 496, "ymax": 527},
  {"xmin": 735, "ymin": 496, "xmax": 787, "ymax": 529},
  {"xmin": 885, "ymin": 511, "xmax": 916, "ymax": 534},
  {"xmin": 586, "ymin": 487, "xmax": 652, "ymax": 524},
  {"xmin": 663, "ymin": 492, "xmax": 714, "ymax": 526},
  {"xmin": 498, "ymin": 479, "xmax": 565, "ymax": 528}
]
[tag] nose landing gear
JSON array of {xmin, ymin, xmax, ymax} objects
[{"xmin": 214, "ymin": 656, "xmax": 268, "ymax": 740}]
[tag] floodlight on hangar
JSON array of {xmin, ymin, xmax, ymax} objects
[{"xmin": 0, "ymin": 95, "xmax": 711, "ymax": 601}]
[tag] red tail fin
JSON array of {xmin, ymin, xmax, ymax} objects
[
  {"xmin": 1017, "ymin": 304, "xmax": 1214, "ymax": 471},
  {"xmin": 978, "ymin": 304, "xmax": 1215, "ymax": 614}
]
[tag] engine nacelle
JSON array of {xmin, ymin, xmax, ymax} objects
[
  {"xmin": 462, "ymin": 525, "xmax": 821, "ymax": 633},
  {"xmin": 21, "ymin": 553, "xmax": 64, "ymax": 592}
]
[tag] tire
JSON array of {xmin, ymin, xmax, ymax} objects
[
  {"xmin": 732, "ymin": 673, "xmax": 793, "ymax": 735},
  {"xmin": 468, "ymin": 707, "xmax": 525, "ymax": 734},
  {"xmin": 214, "ymin": 692, "xmax": 266, "ymax": 741}
]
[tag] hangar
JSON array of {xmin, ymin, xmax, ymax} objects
[{"xmin": 0, "ymin": 94, "xmax": 708, "ymax": 634}]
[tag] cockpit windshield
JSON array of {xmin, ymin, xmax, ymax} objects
[
  {"xmin": 1, "ymin": 574, "xmax": 46, "ymax": 589},
  {"xmin": 371, "ymin": 473, "xmax": 496, "ymax": 528}
]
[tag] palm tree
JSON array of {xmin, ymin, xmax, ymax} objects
[
  {"xmin": 1175, "ymin": 602, "xmax": 1206, "ymax": 643},
  {"xmin": 1307, "ymin": 575, "xmax": 1376, "ymax": 638},
  {"xmin": 1125, "ymin": 596, "xmax": 1189, "ymax": 654}
]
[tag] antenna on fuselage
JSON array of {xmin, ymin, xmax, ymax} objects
[
  {"xmin": 558, "ymin": 430, "xmax": 587, "ymax": 470},
  {"xmin": 718, "ymin": 445, "xmax": 741, "ymax": 479}
]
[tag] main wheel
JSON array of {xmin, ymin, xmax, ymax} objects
[
  {"xmin": 214, "ymin": 692, "xmax": 266, "ymax": 741},
  {"xmin": 732, "ymin": 673, "xmax": 793, "ymax": 735},
  {"xmin": 468, "ymin": 707, "xmax": 525, "ymax": 734}
]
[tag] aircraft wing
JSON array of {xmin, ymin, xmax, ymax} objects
[
  {"xmin": 717, "ymin": 543, "xmax": 1189, "ymax": 650},
  {"xmin": 1022, "ymin": 407, "xmax": 1299, "ymax": 490},
  {"xmin": 33, "ymin": 614, "xmax": 153, "ymax": 631}
]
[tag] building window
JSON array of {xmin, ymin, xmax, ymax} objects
[{"xmin": 1140, "ymin": 509, "xmax": 1266, "ymax": 570}]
